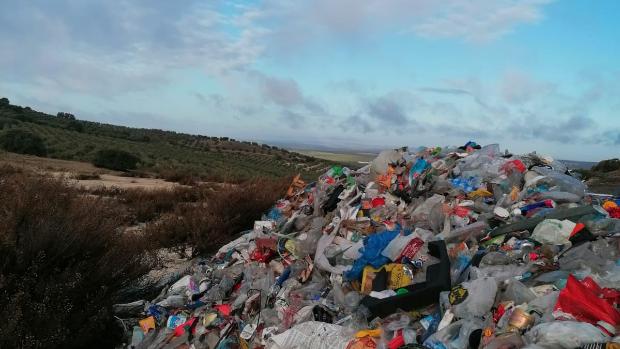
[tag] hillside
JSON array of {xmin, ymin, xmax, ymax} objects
[{"xmin": 0, "ymin": 98, "xmax": 330, "ymax": 181}]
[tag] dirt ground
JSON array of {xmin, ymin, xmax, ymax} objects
[
  {"xmin": 67, "ymin": 173, "xmax": 179, "ymax": 190},
  {"xmin": 0, "ymin": 152, "xmax": 179, "ymax": 190}
]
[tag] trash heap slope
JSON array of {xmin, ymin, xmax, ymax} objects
[{"xmin": 117, "ymin": 142, "xmax": 620, "ymax": 349}]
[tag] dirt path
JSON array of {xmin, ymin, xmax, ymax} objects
[
  {"xmin": 1, "ymin": 152, "xmax": 180, "ymax": 190},
  {"xmin": 73, "ymin": 174, "xmax": 179, "ymax": 190}
]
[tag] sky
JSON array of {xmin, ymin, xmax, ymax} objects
[{"xmin": 1, "ymin": 0, "xmax": 619, "ymax": 161}]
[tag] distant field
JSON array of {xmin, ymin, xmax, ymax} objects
[
  {"xmin": 0, "ymin": 101, "xmax": 333, "ymax": 181},
  {"xmin": 294, "ymin": 150, "xmax": 376, "ymax": 165}
]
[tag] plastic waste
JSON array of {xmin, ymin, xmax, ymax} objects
[
  {"xmin": 531, "ymin": 166, "xmax": 587, "ymax": 198},
  {"xmin": 553, "ymin": 274, "xmax": 620, "ymax": 333},
  {"xmin": 524, "ymin": 321, "xmax": 609, "ymax": 348},
  {"xmin": 423, "ymin": 318, "xmax": 484, "ymax": 349},
  {"xmin": 501, "ymin": 278, "xmax": 537, "ymax": 305},
  {"xmin": 115, "ymin": 142, "xmax": 620, "ymax": 349},
  {"xmin": 531, "ymin": 219, "xmax": 576, "ymax": 245},
  {"xmin": 268, "ymin": 321, "xmax": 351, "ymax": 349},
  {"xmin": 450, "ymin": 277, "xmax": 498, "ymax": 319}
]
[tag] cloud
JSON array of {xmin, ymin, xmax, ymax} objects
[
  {"xmin": 253, "ymin": 0, "xmax": 554, "ymax": 52},
  {"xmin": 280, "ymin": 110, "xmax": 306, "ymax": 128},
  {"xmin": 412, "ymin": 0, "xmax": 553, "ymax": 42},
  {"xmin": 328, "ymin": 79, "xmax": 371, "ymax": 95},
  {"xmin": 255, "ymin": 74, "xmax": 304, "ymax": 107},
  {"xmin": 0, "ymin": 0, "xmax": 554, "ymax": 100},
  {"xmin": 0, "ymin": 1, "xmax": 264, "ymax": 95},
  {"xmin": 246, "ymin": 71, "xmax": 329, "ymax": 118},
  {"xmin": 366, "ymin": 95, "xmax": 409, "ymax": 125},
  {"xmin": 499, "ymin": 70, "xmax": 555, "ymax": 104},
  {"xmin": 339, "ymin": 114, "xmax": 373, "ymax": 134},
  {"xmin": 505, "ymin": 114, "xmax": 597, "ymax": 144},
  {"xmin": 194, "ymin": 93, "xmax": 225, "ymax": 107},
  {"xmin": 419, "ymin": 86, "xmax": 491, "ymax": 110},
  {"xmin": 600, "ymin": 130, "xmax": 620, "ymax": 146}
]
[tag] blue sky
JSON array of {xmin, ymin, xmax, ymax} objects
[{"xmin": 1, "ymin": 0, "xmax": 619, "ymax": 160}]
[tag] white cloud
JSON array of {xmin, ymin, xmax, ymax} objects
[
  {"xmin": 0, "ymin": 1, "xmax": 264, "ymax": 95},
  {"xmin": 412, "ymin": 0, "xmax": 553, "ymax": 42},
  {"xmin": 0, "ymin": 0, "xmax": 554, "ymax": 99},
  {"xmin": 500, "ymin": 70, "xmax": 556, "ymax": 104},
  {"xmin": 251, "ymin": 0, "xmax": 553, "ymax": 50}
]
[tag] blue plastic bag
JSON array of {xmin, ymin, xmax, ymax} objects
[{"xmin": 344, "ymin": 228, "xmax": 400, "ymax": 280}]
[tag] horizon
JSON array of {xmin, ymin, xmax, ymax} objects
[{"xmin": 1, "ymin": 1, "xmax": 619, "ymax": 161}]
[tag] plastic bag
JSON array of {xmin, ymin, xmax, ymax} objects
[
  {"xmin": 450, "ymin": 277, "xmax": 498, "ymax": 319},
  {"xmin": 469, "ymin": 264, "xmax": 529, "ymax": 282},
  {"xmin": 315, "ymin": 218, "xmax": 350, "ymax": 275},
  {"xmin": 267, "ymin": 321, "xmax": 351, "ymax": 349},
  {"xmin": 524, "ymin": 321, "xmax": 609, "ymax": 348},
  {"xmin": 535, "ymin": 190, "xmax": 581, "ymax": 203},
  {"xmin": 381, "ymin": 232, "xmax": 416, "ymax": 261},
  {"xmin": 344, "ymin": 229, "xmax": 400, "ymax": 281},
  {"xmin": 412, "ymin": 194, "xmax": 445, "ymax": 228},
  {"xmin": 531, "ymin": 219, "xmax": 575, "ymax": 245},
  {"xmin": 423, "ymin": 318, "xmax": 484, "ymax": 349},
  {"xmin": 501, "ymin": 278, "xmax": 536, "ymax": 305},
  {"xmin": 553, "ymin": 274, "xmax": 620, "ymax": 333},
  {"xmin": 530, "ymin": 166, "xmax": 587, "ymax": 198},
  {"xmin": 437, "ymin": 220, "xmax": 488, "ymax": 243}
]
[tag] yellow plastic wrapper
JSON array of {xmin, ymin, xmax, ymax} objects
[
  {"xmin": 354, "ymin": 328, "xmax": 382, "ymax": 338},
  {"xmin": 361, "ymin": 263, "xmax": 413, "ymax": 294},
  {"xmin": 347, "ymin": 336, "xmax": 379, "ymax": 349},
  {"xmin": 468, "ymin": 188, "xmax": 493, "ymax": 199},
  {"xmin": 139, "ymin": 316, "xmax": 155, "ymax": 334}
]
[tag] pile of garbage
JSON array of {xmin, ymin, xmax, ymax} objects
[{"xmin": 116, "ymin": 142, "xmax": 620, "ymax": 349}]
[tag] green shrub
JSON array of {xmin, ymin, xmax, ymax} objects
[
  {"xmin": 0, "ymin": 129, "xmax": 47, "ymax": 156},
  {"xmin": 592, "ymin": 158, "xmax": 620, "ymax": 173},
  {"xmin": 92, "ymin": 149, "xmax": 140, "ymax": 171},
  {"xmin": 66, "ymin": 120, "xmax": 84, "ymax": 132}
]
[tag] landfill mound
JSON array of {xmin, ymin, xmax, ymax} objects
[{"xmin": 116, "ymin": 142, "xmax": 620, "ymax": 349}]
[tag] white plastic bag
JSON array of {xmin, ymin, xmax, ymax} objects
[
  {"xmin": 531, "ymin": 219, "xmax": 576, "ymax": 245},
  {"xmin": 451, "ymin": 277, "xmax": 498, "ymax": 319},
  {"xmin": 267, "ymin": 321, "xmax": 350, "ymax": 349},
  {"xmin": 524, "ymin": 321, "xmax": 609, "ymax": 348}
]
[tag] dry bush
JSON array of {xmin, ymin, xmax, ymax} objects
[
  {"xmin": 157, "ymin": 167, "xmax": 200, "ymax": 186},
  {"xmin": 0, "ymin": 168, "xmax": 152, "ymax": 348},
  {"xmin": 120, "ymin": 186, "xmax": 208, "ymax": 222},
  {"xmin": 74, "ymin": 172, "xmax": 101, "ymax": 180},
  {"xmin": 146, "ymin": 177, "xmax": 290, "ymax": 254}
]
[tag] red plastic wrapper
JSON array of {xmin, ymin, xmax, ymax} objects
[
  {"xmin": 255, "ymin": 237, "xmax": 277, "ymax": 251},
  {"xmin": 581, "ymin": 277, "xmax": 620, "ymax": 307},
  {"xmin": 387, "ymin": 330, "xmax": 404, "ymax": 349},
  {"xmin": 173, "ymin": 317, "xmax": 197, "ymax": 337},
  {"xmin": 399, "ymin": 237, "xmax": 425, "ymax": 260},
  {"xmin": 606, "ymin": 206, "xmax": 620, "ymax": 219},
  {"xmin": 213, "ymin": 304, "xmax": 232, "ymax": 316},
  {"xmin": 371, "ymin": 197, "xmax": 386, "ymax": 207},
  {"xmin": 553, "ymin": 275, "xmax": 620, "ymax": 334},
  {"xmin": 501, "ymin": 159, "xmax": 526, "ymax": 174},
  {"xmin": 452, "ymin": 206, "xmax": 471, "ymax": 218},
  {"xmin": 250, "ymin": 249, "xmax": 275, "ymax": 263}
]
